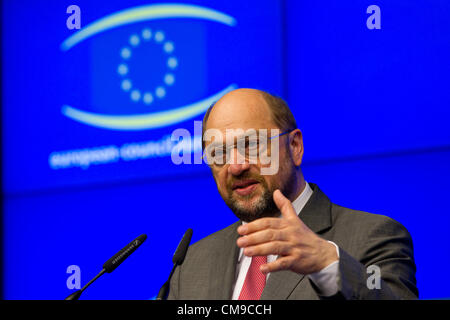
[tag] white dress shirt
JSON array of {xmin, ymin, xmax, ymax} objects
[{"xmin": 231, "ymin": 182, "xmax": 340, "ymax": 299}]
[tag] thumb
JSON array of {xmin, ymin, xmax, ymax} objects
[{"xmin": 273, "ymin": 189, "xmax": 297, "ymax": 219}]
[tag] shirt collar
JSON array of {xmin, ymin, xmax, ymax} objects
[{"xmin": 291, "ymin": 181, "xmax": 313, "ymax": 217}]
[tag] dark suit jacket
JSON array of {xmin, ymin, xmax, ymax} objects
[{"xmin": 168, "ymin": 183, "xmax": 418, "ymax": 299}]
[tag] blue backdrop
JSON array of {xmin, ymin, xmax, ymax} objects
[{"xmin": 2, "ymin": 0, "xmax": 449, "ymax": 299}]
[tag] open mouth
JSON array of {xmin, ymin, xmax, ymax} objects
[{"xmin": 231, "ymin": 179, "xmax": 260, "ymax": 196}]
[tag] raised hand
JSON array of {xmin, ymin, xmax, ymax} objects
[{"xmin": 236, "ymin": 189, "xmax": 338, "ymax": 275}]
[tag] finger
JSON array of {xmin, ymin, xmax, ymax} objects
[
  {"xmin": 260, "ymin": 257, "xmax": 294, "ymax": 274},
  {"xmin": 243, "ymin": 241, "xmax": 291, "ymax": 257},
  {"xmin": 237, "ymin": 229, "xmax": 287, "ymax": 248},
  {"xmin": 237, "ymin": 217, "xmax": 284, "ymax": 235},
  {"xmin": 273, "ymin": 189, "xmax": 298, "ymax": 220}
]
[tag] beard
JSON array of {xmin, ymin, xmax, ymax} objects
[
  {"xmin": 220, "ymin": 157, "xmax": 297, "ymax": 222},
  {"xmin": 223, "ymin": 175, "xmax": 279, "ymax": 222}
]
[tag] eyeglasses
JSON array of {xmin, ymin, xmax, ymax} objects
[{"xmin": 203, "ymin": 129, "xmax": 293, "ymax": 166}]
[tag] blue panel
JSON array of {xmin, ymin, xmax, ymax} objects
[
  {"xmin": 286, "ymin": 0, "xmax": 450, "ymax": 161},
  {"xmin": 5, "ymin": 149, "xmax": 450, "ymax": 299},
  {"xmin": 303, "ymin": 149, "xmax": 450, "ymax": 299},
  {"xmin": 3, "ymin": 173, "xmax": 238, "ymax": 299},
  {"xmin": 1, "ymin": 0, "xmax": 283, "ymax": 194}
]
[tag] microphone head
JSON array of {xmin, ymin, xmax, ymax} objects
[
  {"xmin": 172, "ymin": 228, "xmax": 193, "ymax": 265},
  {"xmin": 103, "ymin": 234, "xmax": 147, "ymax": 273}
]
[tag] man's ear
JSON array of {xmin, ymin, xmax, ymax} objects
[{"xmin": 289, "ymin": 129, "xmax": 304, "ymax": 167}]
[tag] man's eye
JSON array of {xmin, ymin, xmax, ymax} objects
[
  {"xmin": 247, "ymin": 140, "xmax": 259, "ymax": 149},
  {"xmin": 213, "ymin": 148, "xmax": 225, "ymax": 157}
]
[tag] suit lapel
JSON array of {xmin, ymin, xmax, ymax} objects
[
  {"xmin": 298, "ymin": 183, "xmax": 333, "ymax": 234},
  {"xmin": 261, "ymin": 183, "xmax": 333, "ymax": 299},
  {"xmin": 208, "ymin": 221, "xmax": 241, "ymax": 299},
  {"xmin": 260, "ymin": 270, "xmax": 305, "ymax": 300}
]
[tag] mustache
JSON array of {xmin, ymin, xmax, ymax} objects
[{"xmin": 227, "ymin": 172, "xmax": 265, "ymax": 189}]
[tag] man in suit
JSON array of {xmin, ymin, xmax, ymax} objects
[{"xmin": 168, "ymin": 88, "xmax": 418, "ymax": 300}]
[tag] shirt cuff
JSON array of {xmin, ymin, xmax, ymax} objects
[{"xmin": 307, "ymin": 241, "xmax": 340, "ymax": 297}]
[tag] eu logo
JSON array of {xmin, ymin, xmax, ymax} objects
[{"xmin": 60, "ymin": 3, "xmax": 237, "ymax": 131}]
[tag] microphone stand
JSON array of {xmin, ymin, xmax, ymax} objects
[
  {"xmin": 155, "ymin": 264, "xmax": 177, "ymax": 300},
  {"xmin": 65, "ymin": 269, "xmax": 106, "ymax": 300}
]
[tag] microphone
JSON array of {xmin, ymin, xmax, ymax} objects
[
  {"xmin": 65, "ymin": 234, "xmax": 147, "ymax": 300},
  {"xmin": 156, "ymin": 228, "xmax": 193, "ymax": 300}
]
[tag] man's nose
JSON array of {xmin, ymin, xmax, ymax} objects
[{"xmin": 227, "ymin": 150, "xmax": 250, "ymax": 176}]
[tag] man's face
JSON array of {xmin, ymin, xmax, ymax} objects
[{"xmin": 204, "ymin": 89, "xmax": 297, "ymax": 222}]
